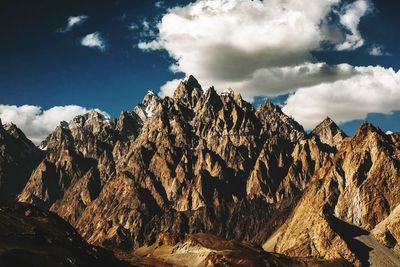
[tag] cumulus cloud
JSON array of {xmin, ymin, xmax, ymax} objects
[
  {"xmin": 0, "ymin": 105, "xmax": 109, "ymax": 145},
  {"xmin": 282, "ymin": 66, "xmax": 400, "ymax": 129},
  {"xmin": 58, "ymin": 15, "xmax": 88, "ymax": 33},
  {"xmin": 138, "ymin": 0, "xmax": 372, "ymax": 100},
  {"xmin": 336, "ymin": 0, "xmax": 370, "ymax": 51},
  {"xmin": 139, "ymin": 0, "xmax": 398, "ymax": 127},
  {"xmin": 81, "ymin": 32, "xmax": 107, "ymax": 52},
  {"xmin": 368, "ymin": 44, "xmax": 391, "ymax": 56}
]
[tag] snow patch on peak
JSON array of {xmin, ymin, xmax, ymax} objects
[
  {"xmin": 145, "ymin": 105, "xmax": 155, "ymax": 117},
  {"xmin": 221, "ymin": 88, "xmax": 234, "ymax": 96},
  {"xmin": 133, "ymin": 91, "xmax": 162, "ymax": 122}
]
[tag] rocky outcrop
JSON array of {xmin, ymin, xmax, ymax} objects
[
  {"xmin": 173, "ymin": 75, "xmax": 203, "ymax": 108},
  {"xmin": 0, "ymin": 120, "xmax": 42, "ymax": 201},
  {"xmin": 133, "ymin": 90, "xmax": 161, "ymax": 122},
  {"xmin": 372, "ymin": 204, "xmax": 400, "ymax": 253}
]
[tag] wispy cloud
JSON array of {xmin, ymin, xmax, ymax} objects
[
  {"xmin": 155, "ymin": 1, "xmax": 165, "ymax": 9},
  {"xmin": 58, "ymin": 15, "xmax": 88, "ymax": 33},
  {"xmin": 336, "ymin": 0, "xmax": 371, "ymax": 51},
  {"xmin": 81, "ymin": 32, "xmax": 107, "ymax": 52},
  {"xmin": 127, "ymin": 22, "xmax": 139, "ymax": 31},
  {"xmin": 0, "ymin": 105, "xmax": 109, "ymax": 144},
  {"xmin": 368, "ymin": 44, "xmax": 391, "ymax": 56}
]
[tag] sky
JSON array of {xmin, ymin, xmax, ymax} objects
[{"xmin": 0, "ymin": 0, "xmax": 399, "ymax": 143}]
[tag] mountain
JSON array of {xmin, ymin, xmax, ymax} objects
[
  {"xmin": 0, "ymin": 120, "xmax": 42, "ymax": 201},
  {"xmin": 311, "ymin": 117, "xmax": 347, "ymax": 148},
  {"xmin": 20, "ymin": 78, "xmax": 328, "ymax": 252},
  {"xmin": 0, "ymin": 202, "xmax": 130, "ymax": 267},
  {"xmin": 6, "ymin": 75, "xmax": 400, "ymax": 266},
  {"xmin": 264, "ymin": 123, "xmax": 400, "ymax": 266}
]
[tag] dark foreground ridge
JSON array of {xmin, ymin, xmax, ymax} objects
[{"xmin": 0, "ymin": 202, "xmax": 131, "ymax": 267}]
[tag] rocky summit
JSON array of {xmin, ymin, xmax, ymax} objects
[{"xmin": 0, "ymin": 76, "xmax": 400, "ymax": 266}]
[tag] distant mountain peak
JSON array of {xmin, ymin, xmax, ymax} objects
[
  {"xmin": 134, "ymin": 90, "xmax": 162, "ymax": 121},
  {"xmin": 311, "ymin": 117, "xmax": 346, "ymax": 147},
  {"xmin": 184, "ymin": 75, "xmax": 202, "ymax": 91},
  {"xmin": 173, "ymin": 75, "xmax": 203, "ymax": 108}
]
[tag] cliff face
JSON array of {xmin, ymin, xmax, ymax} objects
[
  {"xmin": 11, "ymin": 76, "xmax": 400, "ymax": 265},
  {"xmin": 265, "ymin": 124, "xmax": 400, "ymax": 266}
]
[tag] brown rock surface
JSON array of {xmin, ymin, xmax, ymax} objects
[
  {"xmin": 265, "ymin": 123, "xmax": 400, "ymax": 265},
  {"xmin": 132, "ymin": 233, "xmax": 351, "ymax": 267},
  {"xmin": 311, "ymin": 117, "xmax": 347, "ymax": 148},
  {"xmin": 21, "ymin": 76, "xmax": 400, "ymax": 266}
]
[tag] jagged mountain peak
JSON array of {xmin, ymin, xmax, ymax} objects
[
  {"xmin": 71, "ymin": 110, "xmax": 111, "ymax": 128},
  {"xmin": 220, "ymin": 88, "xmax": 234, "ymax": 96},
  {"xmin": 311, "ymin": 116, "xmax": 346, "ymax": 147},
  {"xmin": 184, "ymin": 74, "xmax": 202, "ymax": 91},
  {"xmin": 173, "ymin": 75, "xmax": 203, "ymax": 108},
  {"xmin": 134, "ymin": 90, "xmax": 162, "ymax": 121},
  {"xmin": 256, "ymin": 99, "xmax": 305, "ymax": 141},
  {"xmin": 346, "ymin": 123, "xmax": 392, "ymax": 153},
  {"xmin": 2, "ymin": 123, "xmax": 22, "ymax": 139},
  {"xmin": 355, "ymin": 122, "xmax": 384, "ymax": 136},
  {"xmin": 257, "ymin": 99, "xmax": 291, "ymax": 119},
  {"xmin": 220, "ymin": 88, "xmax": 244, "ymax": 104},
  {"xmin": 264, "ymin": 98, "xmax": 278, "ymax": 110},
  {"xmin": 143, "ymin": 90, "xmax": 160, "ymax": 102}
]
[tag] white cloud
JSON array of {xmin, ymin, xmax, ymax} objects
[
  {"xmin": 336, "ymin": 0, "xmax": 370, "ymax": 51},
  {"xmin": 282, "ymin": 66, "xmax": 400, "ymax": 129},
  {"xmin": 138, "ymin": 0, "xmax": 372, "ymax": 100},
  {"xmin": 58, "ymin": 15, "xmax": 88, "ymax": 33},
  {"xmin": 368, "ymin": 44, "xmax": 391, "ymax": 56},
  {"xmin": 159, "ymin": 79, "xmax": 181, "ymax": 98},
  {"xmin": 81, "ymin": 32, "xmax": 107, "ymax": 51},
  {"xmin": 155, "ymin": 1, "xmax": 165, "ymax": 9},
  {"xmin": 139, "ymin": 0, "xmax": 397, "ymax": 127},
  {"xmin": 0, "ymin": 105, "xmax": 109, "ymax": 145}
]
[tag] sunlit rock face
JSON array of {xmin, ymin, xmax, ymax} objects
[
  {"xmin": 265, "ymin": 123, "xmax": 400, "ymax": 266},
  {"xmin": 14, "ymin": 76, "xmax": 400, "ymax": 265}
]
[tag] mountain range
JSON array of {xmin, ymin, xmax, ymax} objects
[{"xmin": 1, "ymin": 76, "xmax": 400, "ymax": 266}]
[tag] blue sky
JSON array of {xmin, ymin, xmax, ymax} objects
[
  {"xmin": 0, "ymin": 0, "xmax": 400, "ymax": 142},
  {"xmin": 0, "ymin": 0, "xmax": 186, "ymax": 114}
]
